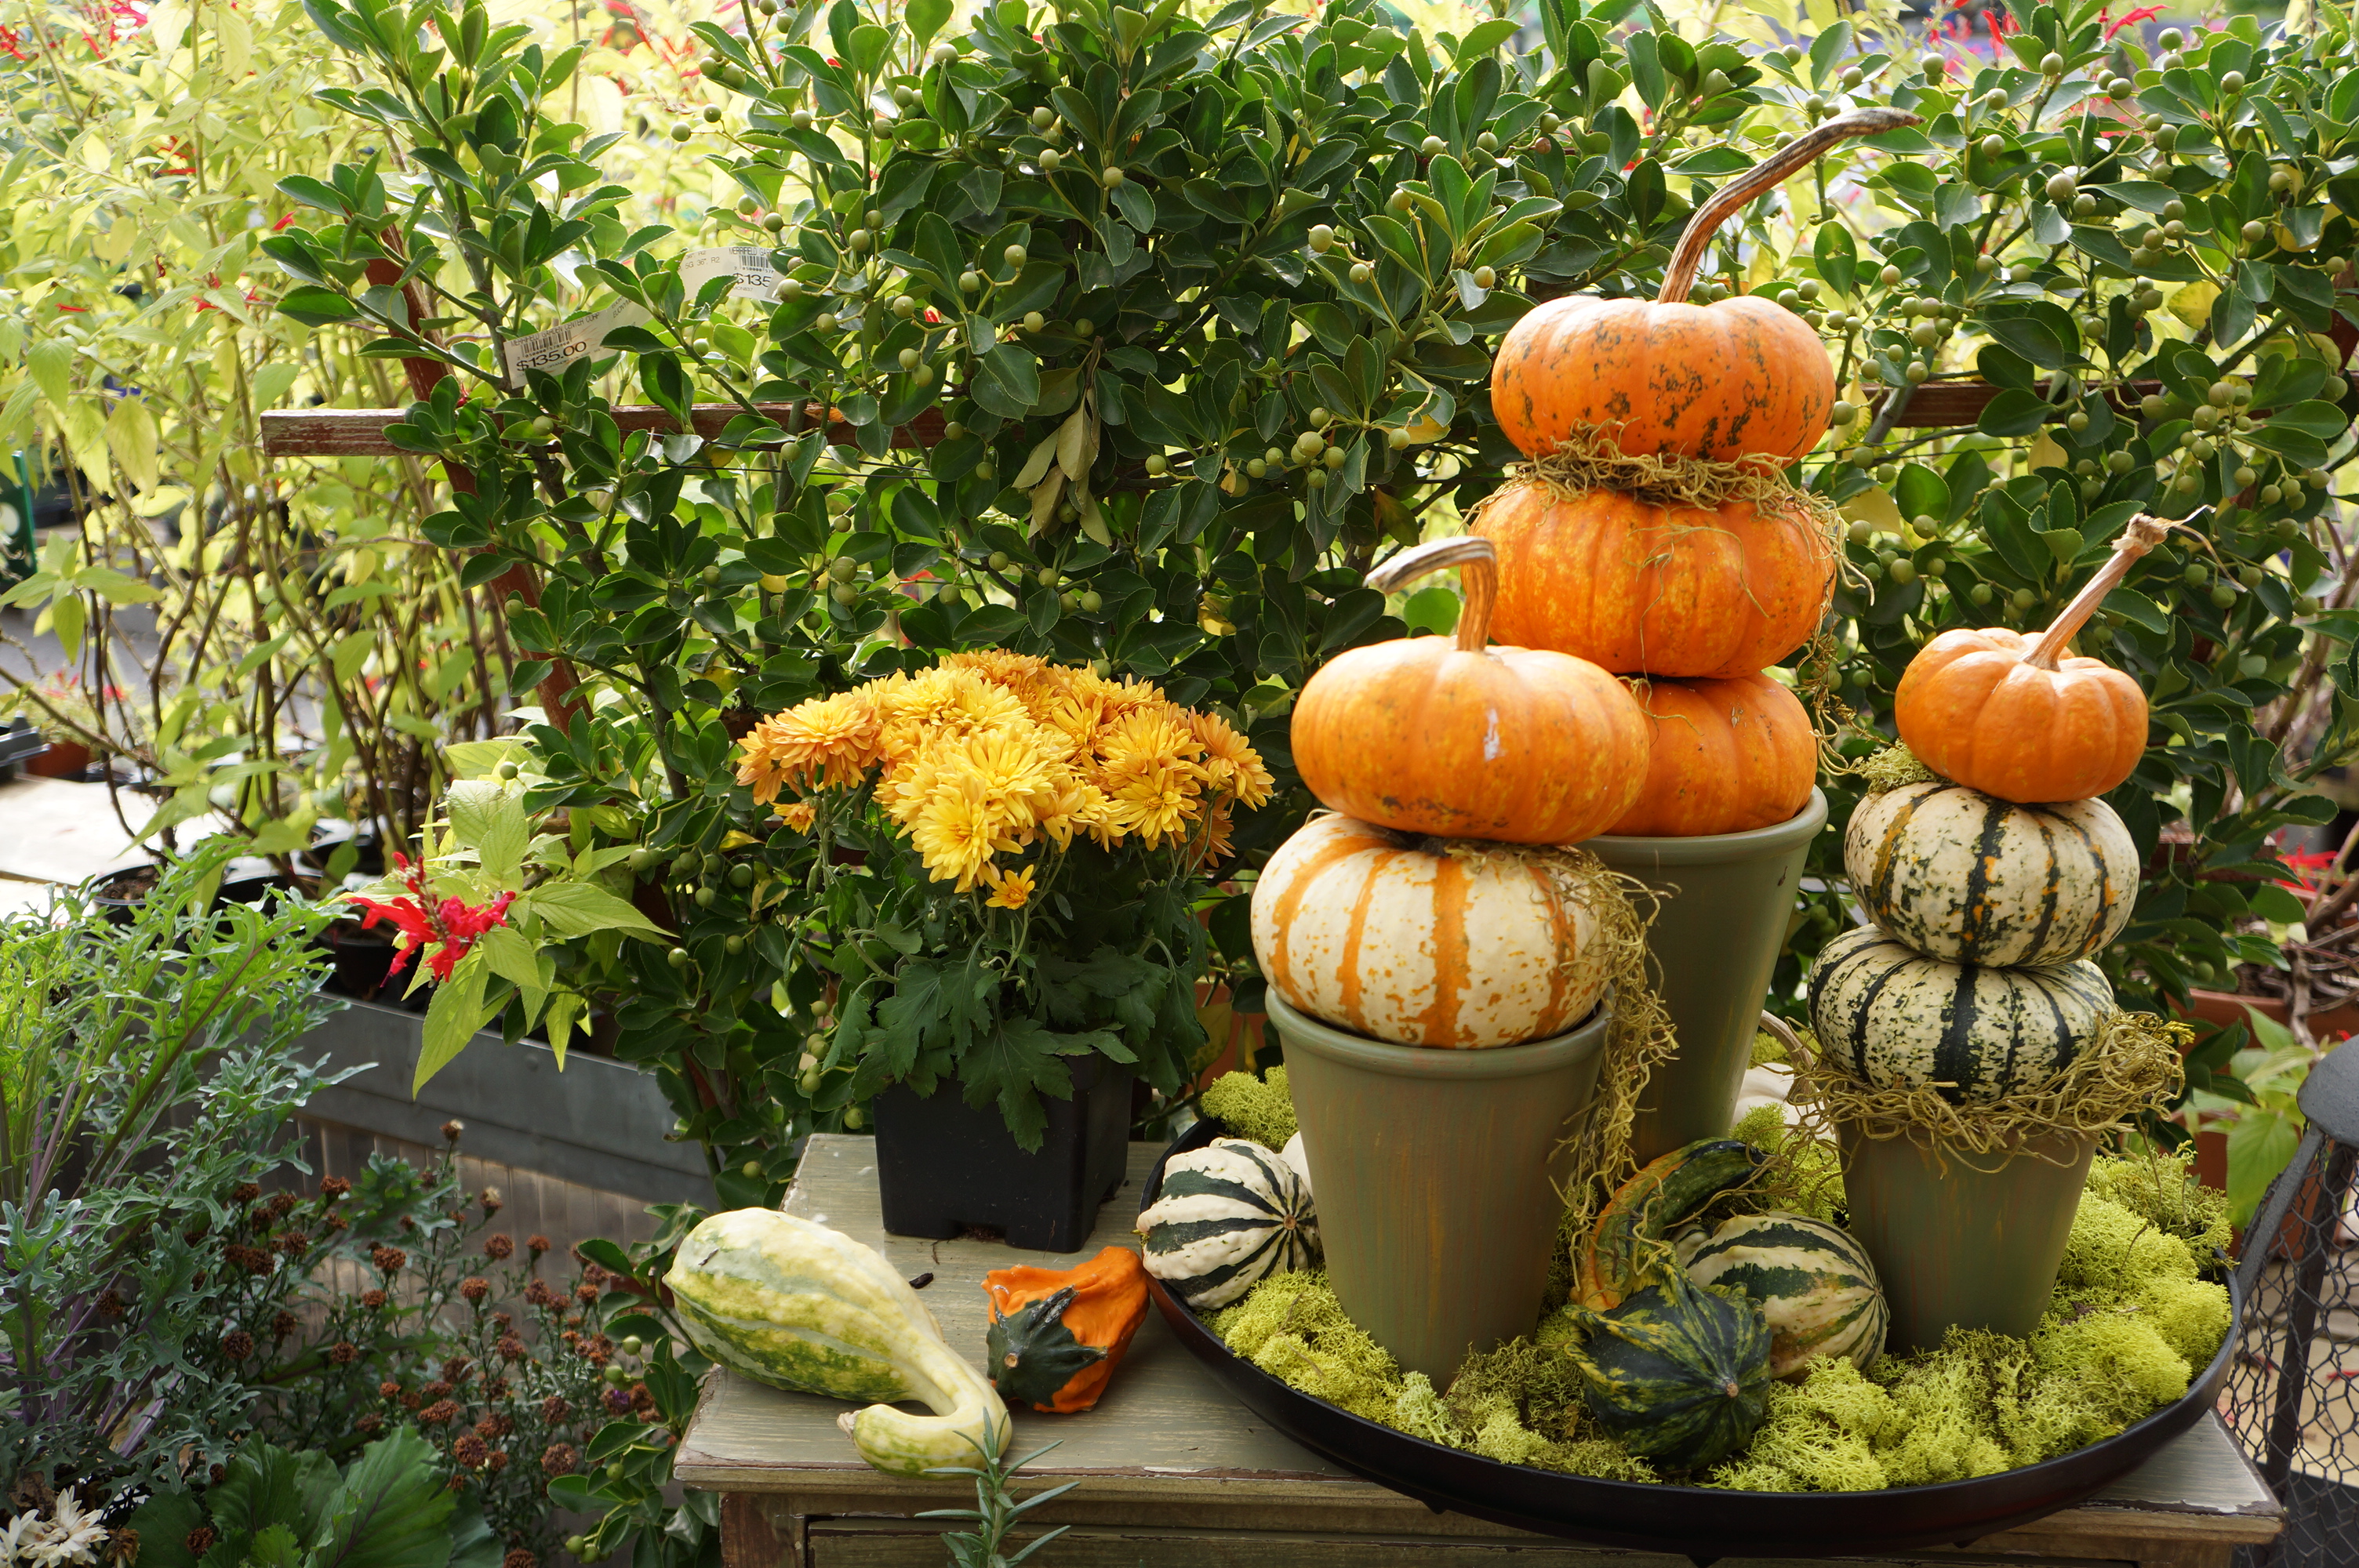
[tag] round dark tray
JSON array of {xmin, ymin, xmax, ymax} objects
[{"xmin": 1143, "ymin": 1117, "xmax": 2243, "ymax": 1561}]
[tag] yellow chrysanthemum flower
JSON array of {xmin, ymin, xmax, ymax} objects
[
  {"xmin": 1191, "ymin": 710, "xmax": 1274, "ymax": 809},
  {"xmin": 773, "ymin": 800, "xmax": 817, "ymax": 832},
  {"xmin": 908, "ymin": 778, "xmax": 1005, "ymax": 891},
  {"xmin": 983, "ymin": 863, "xmax": 1037, "ymax": 909}
]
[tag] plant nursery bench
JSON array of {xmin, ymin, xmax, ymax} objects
[{"xmin": 676, "ymin": 1135, "xmax": 2283, "ymax": 1568}]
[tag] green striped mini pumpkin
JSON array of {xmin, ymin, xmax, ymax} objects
[
  {"xmin": 1807, "ymin": 924, "xmax": 2114, "ymax": 1103},
  {"xmin": 1675, "ymin": 1212, "xmax": 1887, "ymax": 1378},
  {"xmin": 1845, "ymin": 781, "xmax": 2137, "ymax": 967},
  {"xmin": 1136, "ymin": 1138, "xmax": 1320, "ymax": 1309}
]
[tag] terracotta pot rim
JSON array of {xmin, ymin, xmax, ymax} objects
[
  {"xmin": 1265, "ymin": 986, "xmax": 1610, "ymax": 1080},
  {"xmin": 1583, "ymin": 787, "xmax": 1828, "ymax": 863}
]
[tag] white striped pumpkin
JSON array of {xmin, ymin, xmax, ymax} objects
[
  {"xmin": 1676, "ymin": 1211, "xmax": 1887, "ymax": 1378},
  {"xmin": 1249, "ymin": 813, "xmax": 1608, "ymax": 1049},
  {"xmin": 1806, "ymin": 925, "xmax": 2114, "ymax": 1103},
  {"xmin": 1845, "ymin": 782, "xmax": 2137, "ymax": 967},
  {"xmin": 1136, "ymin": 1138, "xmax": 1320, "ymax": 1308}
]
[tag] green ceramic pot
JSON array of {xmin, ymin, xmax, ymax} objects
[
  {"xmin": 1266, "ymin": 988, "xmax": 1611, "ymax": 1385},
  {"xmin": 1837, "ymin": 1118, "xmax": 2099, "ymax": 1353},
  {"xmin": 1586, "ymin": 789, "xmax": 1828, "ymax": 1167}
]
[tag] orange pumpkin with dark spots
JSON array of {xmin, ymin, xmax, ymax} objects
[
  {"xmin": 1606, "ymin": 675, "xmax": 1817, "ymax": 837},
  {"xmin": 1492, "ymin": 295, "xmax": 1834, "ymax": 467},
  {"xmin": 1292, "ymin": 538, "xmax": 1650, "ymax": 845},
  {"xmin": 983, "ymin": 1247, "xmax": 1149, "ymax": 1414},
  {"xmin": 1488, "ymin": 107, "xmax": 1917, "ymax": 466},
  {"xmin": 1472, "ymin": 482, "xmax": 1835, "ymax": 679}
]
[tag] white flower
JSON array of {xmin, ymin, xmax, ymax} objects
[
  {"xmin": 1, "ymin": 1511, "xmax": 42, "ymax": 1568},
  {"xmin": 38, "ymin": 1492, "xmax": 105, "ymax": 1567}
]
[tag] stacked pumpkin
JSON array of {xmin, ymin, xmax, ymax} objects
[
  {"xmin": 1469, "ymin": 118, "xmax": 1936, "ymax": 840},
  {"xmin": 1808, "ymin": 514, "xmax": 2170, "ymax": 1106},
  {"xmin": 1259, "ymin": 534, "xmax": 1649, "ymax": 1048}
]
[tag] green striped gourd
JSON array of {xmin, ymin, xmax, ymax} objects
[
  {"xmin": 1845, "ymin": 781, "xmax": 2137, "ymax": 966},
  {"xmin": 1136, "ymin": 1138, "xmax": 1320, "ymax": 1308},
  {"xmin": 1675, "ymin": 1212, "xmax": 1887, "ymax": 1378},
  {"xmin": 1565, "ymin": 1261, "xmax": 1772, "ymax": 1471},
  {"xmin": 665, "ymin": 1210, "xmax": 1007, "ymax": 1476},
  {"xmin": 1806, "ymin": 924, "xmax": 2114, "ymax": 1103}
]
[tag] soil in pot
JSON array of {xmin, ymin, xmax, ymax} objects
[
  {"xmin": 873, "ymin": 1055, "xmax": 1133, "ymax": 1252},
  {"xmin": 85, "ymin": 863, "xmax": 160, "ymax": 927}
]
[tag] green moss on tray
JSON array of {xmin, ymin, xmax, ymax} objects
[
  {"xmin": 1199, "ymin": 1067, "xmax": 1297, "ymax": 1150},
  {"xmin": 1210, "ymin": 1149, "xmax": 2228, "ymax": 1493}
]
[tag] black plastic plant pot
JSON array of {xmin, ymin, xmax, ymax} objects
[
  {"xmin": 319, "ymin": 919, "xmax": 402, "ymax": 1001},
  {"xmin": 86, "ymin": 864, "xmax": 160, "ymax": 927},
  {"xmin": 1141, "ymin": 1117, "xmax": 2244, "ymax": 1561},
  {"xmin": 874, "ymin": 1054, "xmax": 1133, "ymax": 1253}
]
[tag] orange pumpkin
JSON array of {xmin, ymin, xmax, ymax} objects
[
  {"xmin": 983, "ymin": 1246, "xmax": 1149, "ymax": 1414},
  {"xmin": 1896, "ymin": 514, "xmax": 2169, "ymax": 805},
  {"xmin": 1490, "ymin": 109, "xmax": 1917, "ymax": 466},
  {"xmin": 1472, "ymin": 482, "xmax": 1835, "ymax": 679},
  {"xmin": 1292, "ymin": 538, "xmax": 1650, "ymax": 844},
  {"xmin": 1607, "ymin": 675, "xmax": 1817, "ymax": 837}
]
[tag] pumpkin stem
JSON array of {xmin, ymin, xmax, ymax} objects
[
  {"xmin": 1659, "ymin": 107, "xmax": 1923, "ymax": 305},
  {"xmin": 1366, "ymin": 537, "xmax": 1496, "ymax": 654},
  {"xmin": 2023, "ymin": 513, "xmax": 2175, "ymax": 671}
]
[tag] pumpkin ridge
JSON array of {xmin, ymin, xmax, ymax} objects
[
  {"xmin": 1334, "ymin": 848, "xmax": 1384, "ymax": 1028},
  {"xmin": 1929, "ymin": 958, "xmax": 1983, "ymax": 1094},
  {"xmin": 1415, "ymin": 851, "xmax": 1474, "ymax": 1045},
  {"xmin": 1958, "ymin": 791, "xmax": 2008, "ymax": 954},
  {"xmin": 1867, "ymin": 785, "xmax": 1931, "ymax": 924},
  {"xmin": 1834, "ymin": 935, "xmax": 1909, "ymax": 1073},
  {"xmin": 2021, "ymin": 811, "xmax": 2065, "ymax": 960},
  {"xmin": 1154, "ymin": 1170, "xmax": 1285, "ymax": 1216}
]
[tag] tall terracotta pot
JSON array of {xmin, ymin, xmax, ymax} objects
[
  {"xmin": 1587, "ymin": 789, "xmax": 1827, "ymax": 1167},
  {"xmin": 1837, "ymin": 1118, "xmax": 2099, "ymax": 1353},
  {"xmin": 1267, "ymin": 988, "xmax": 1610, "ymax": 1385}
]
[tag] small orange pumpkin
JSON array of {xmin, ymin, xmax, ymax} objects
[
  {"xmin": 1895, "ymin": 514, "xmax": 2168, "ymax": 804},
  {"xmin": 1472, "ymin": 483, "xmax": 1835, "ymax": 679},
  {"xmin": 1292, "ymin": 538, "xmax": 1650, "ymax": 844},
  {"xmin": 1489, "ymin": 109, "xmax": 1917, "ymax": 466},
  {"xmin": 983, "ymin": 1247, "xmax": 1149, "ymax": 1414},
  {"xmin": 1607, "ymin": 675, "xmax": 1817, "ymax": 838}
]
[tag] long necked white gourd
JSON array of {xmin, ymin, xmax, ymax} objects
[{"xmin": 665, "ymin": 1209, "xmax": 1008, "ymax": 1475}]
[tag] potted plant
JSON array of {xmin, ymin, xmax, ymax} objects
[
  {"xmin": 739, "ymin": 652, "xmax": 1271, "ymax": 1250},
  {"xmin": 14, "ymin": 670, "xmax": 105, "ymax": 779}
]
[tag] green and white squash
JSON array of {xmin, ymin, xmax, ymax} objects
[
  {"xmin": 1136, "ymin": 1138, "xmax": 1320, "ymax": 1308},
  {"xmin": 1807, "ymin": 925, "xmax": 2114, "ymax": 1103},
  {"xmin": 1675, "ymin": 1212, "xmax": 1887, "ymax": 1378},
  {"xmin": 1565, "ymin": 1261, "xmax": 1773, "ymax": 1471},
  {"xmin": 665, "ymin": 1209, "xmax": 1007, "ymax": 1476},
  {"xmin": 1845, "ymin": 782, "xmax": 2137, "ymax": 967}
]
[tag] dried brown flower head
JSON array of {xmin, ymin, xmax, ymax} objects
[
  {"xmin": 320, "ymin": 1175, "xmax": 351, "ymax": 1201},
  {"xmin": 442, "ymin": 1356, "xmax": 474, "ymax": 1385},
  {"xmin": 496, "ymin": 1335, "xmax": 527, "ymax": 1363},
  {"xmin": 220, "ymin": 1330, "xmax": 256, "ymax": 1362},
  {"xmin": 95, "ymin": 1292, "xmax": 123, "ymax": 1321},
  {"xmin": 267, "ymin": 1192, "xmax": 297, "ymax": 1219},
  {"xmin": 482, "ymin": 1378, "xmax": 510, "ymax": 1402},
  {"xmin": 460, "ymin": 1276, "xmax": 492, "ymax": 1305},
  {"xmin": 186, "ymin": 1526, "xmax": 219, "ymax": 1555},
  {"xmin": 230, "ymin": 1184, "xmax": 261, "ymax": 1205},
  {"xmin": 485, "ymin": 1451, "xmax": 508, "ymax": 1473},
  {"xmin": 420, "ymin": 1399, "xmax": 460, "ymax": 1427},
  {"xmin": 361, "ymin": 1289, "xmax": 387, "ymax": 1309},
  {"xmin": 329, "ymin": 1341, "xmax": 359, "ymax": 1366},
  {"xmin": 574, "ymin": 1283, "xmax": 600, "ymax": 1305},
  {"xmin": 481, "ymin": 1188, "xmax": 503, "ymax": 1216},
  {"xmin": 526, "ymin": 1235, "xmax": 551, "ymax": 1256},
  {"xmin": 379, "ymin": 1380, "xmax": 403, "ymax": 1399},
  {"xmin": 369, "ymin": 1245, "xmax": 407, "ymax": 1276},
  {"xmin": 482, "ymin": 1235, "xmax": 514, "ymax": 1261},
  {"xmin": 503, "ymin": 1550, "xmax": 536, "ymax": 1568},
  {"xmin": 540, "ymin": 1443, "xmax": 579, "ymax": 1476},
  {"xmin": 357, "ymin": 1414, "xmax": 385, "ymax": 1436},
  {"xmin": 540, "ymin": 1396, "xmax": 570, "ymax": 1423},
  {"xmin": 453, "ymin": 1435, "xmax": 488, "ymax": 1468},
  {"xmin": 421, "ymin": 1381, "xmax": 453, "ymax": 1403},
  {"xmin": 271, "ymin": 1311, "xmax": 298, "ymax": 1341},
  {"xmin": 442, "ymin": 1120, "xmax": 465, "ymax": 1142}
]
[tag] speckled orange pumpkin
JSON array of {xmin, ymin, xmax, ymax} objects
[
  {"xmin": 1292, "ymin": 538, "xmax": 1650, "ymax": 845},
  {"xmin": 1488, "ymin": 107, "xmax": 1916, "ymax": 466},
  {"xmin": 1608, "ymin": 674, "xmax": 1818, "ymax": 837},
  {"xmin": 1472, "ymin": 481, "xmax": 1836, "ymax": 679}
]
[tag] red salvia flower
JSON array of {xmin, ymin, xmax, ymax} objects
[{"xmin": 351, "ymin": 853, "xmax": 518, "ymax": 982}]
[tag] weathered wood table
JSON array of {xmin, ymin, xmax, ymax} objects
[{"xmin": 678, "ymin": 1135, "xmax": 2283, "ymax": 1568}]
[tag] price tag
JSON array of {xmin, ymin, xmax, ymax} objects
[
  {"xmin": 678, "ymin": 245, "xmax": 787, "ymax": 303},
  {"xmin": 501, "ymin": 298, "xmax": 652, "ymax": 383}
]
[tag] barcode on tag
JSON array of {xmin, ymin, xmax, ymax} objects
[
  {"xmin": 502, "ymin": 298, "xmax": 653, "ymax": 383},
  {"xmin": 679, "ymin": 245, "xmax": 785, "ymax": 303}
]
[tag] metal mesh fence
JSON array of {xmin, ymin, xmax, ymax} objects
[{"xmin": 2227, "ymin": 1131, "xmax": 2359, "ymax": 1568}]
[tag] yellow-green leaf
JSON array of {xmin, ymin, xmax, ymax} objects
[
  {"xmin": 26, "ymin": 341, "xmax": 71, "ymax": 411},
  {"xmin": 105, "ymin": 396, "xmax": 160, "ymax": 493}
]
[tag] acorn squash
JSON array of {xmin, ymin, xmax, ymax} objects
[
  {"xmin": 665, "ymin": 1209, "xmax": 1008, "ymax": 1475},
  {"xmin": 1564, "ymin": 1261, "xmax": 1773, "ymax": 1471}
]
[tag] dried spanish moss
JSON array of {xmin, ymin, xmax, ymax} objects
[
  {"xmin": 1787, "ymin": 1011, "xmax": 2189, "ymax": 1173},
  {"xmin": 1854, "ymin": 742, "xmax": 1941, "ymax": 793},
  {"xmin": 1430, "ymin": 839, "xmax": 1677, "ymax": 1233}
]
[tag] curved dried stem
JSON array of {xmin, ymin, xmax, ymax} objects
[
  {"xmin": 1366, "ymin": 535, "xmax": 1496, "ymax": 653},
  {"xmin": 1660, "ymin": 107, "xmax": 1922, "ymax": 304},
  {"xmin": 2023, "ymin": 511, "xmax": 2181, "ymax": 671}
]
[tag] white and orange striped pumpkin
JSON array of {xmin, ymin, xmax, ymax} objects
[{"xmin": 1249, "ymin": 814, "xmax": 1608, "ymax": 1049}]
